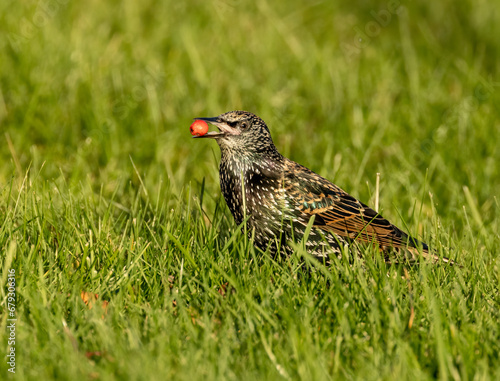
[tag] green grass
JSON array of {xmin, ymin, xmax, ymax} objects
[{"xmin": 1, "ymin": 0, "xmax": 499, "ymax": 379}]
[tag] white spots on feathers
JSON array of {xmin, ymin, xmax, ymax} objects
[{"xmin": 218, "ymin": 148, "xmax": 346, "ymax": 257}]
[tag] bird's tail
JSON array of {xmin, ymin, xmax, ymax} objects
[
  {"xmin": 403, "ymin": 237, "xmax": 454, "ymax": 265},
  {"xmin": 388, "ymin": 231, "xmax": 454, "ymax": 265}
]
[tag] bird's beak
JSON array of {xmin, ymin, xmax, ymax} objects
[{"xmin": 192, "ymin": 117, "xmax": 235, "ymax": 138}]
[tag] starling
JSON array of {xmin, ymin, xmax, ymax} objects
[{"xmin": 193, "ymin": 110, "xmax": 448, "ymax": 263}]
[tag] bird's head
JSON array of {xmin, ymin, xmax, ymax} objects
[{"xmin": 193, "ymin": 111, "xmax": 279, "ymax": 157}]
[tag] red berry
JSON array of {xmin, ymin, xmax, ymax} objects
[{"xmin": 190, "ymin": 120, "xmax": 208, "ymax": 136}]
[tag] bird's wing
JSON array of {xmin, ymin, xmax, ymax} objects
[{"xmin": 284, "ymin": 160, "xmax": 421, "ymax": 250}]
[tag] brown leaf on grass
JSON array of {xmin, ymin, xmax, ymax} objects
[
  {"xmin": 218, "ymin": 282, "xmax": 229, "ymax": 296},
  {"xmin": 85, "ymin": 351, "xmax": 115, "ymax": 364},
  {"xmin": 85, "ymin": 351, "xmax": 105, "ymax": 359},
  {"xmin": 408, "ymin": 305, "xmax": 415, "ymax": 329},
  {"xmin": 101, "ymin": 300, "xmax": 109, "ymax": 310},
  {"xmin": 80, "ymin": 291, "xmax": 109, "ymax": 317},
  {"xmin": 217, "ymin": 282, "xmax": 235, "ymax": 297},
  {"xmin": 81, "ymin": 291, "xmax": 98, "ymax": 307}
]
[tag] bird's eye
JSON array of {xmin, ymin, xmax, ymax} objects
[{"xmin": 240, "ymin": 122, "xmax": 248, "ymax": 129}]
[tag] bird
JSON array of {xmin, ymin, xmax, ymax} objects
[{"xmin": 193, "ymin": 110, "xmax": 449, "ymax": 264}]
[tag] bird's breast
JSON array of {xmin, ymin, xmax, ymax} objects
[{"xmin": 219, "ymin": 159, "xmax": 287, "ymax": 228}]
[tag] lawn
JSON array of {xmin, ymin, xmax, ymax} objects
[{"xmin": 0, "ymin": 0, "xmax": 499, "ymax": 380}]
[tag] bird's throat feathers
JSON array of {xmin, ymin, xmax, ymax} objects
[{"xmin": 220, "ymin": 149, "xmax": 284, "ymax": 183}]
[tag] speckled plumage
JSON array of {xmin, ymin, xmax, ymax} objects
[{"xmin": 194, "ymin": 110, "xmax": 446, "ymax": 263}]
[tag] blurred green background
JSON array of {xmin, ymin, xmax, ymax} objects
[
  {"xmin": 1, "ymin": 0, "xmax": 499, "ymax": 379},
  {"xmin": 1, "ymin": 0, "xmax": 498, "ymax": 221}
]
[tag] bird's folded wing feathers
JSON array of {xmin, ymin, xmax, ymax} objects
[{"xmin": 285, "ymin": 160, "xmax": 416, "ymax": 249}]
